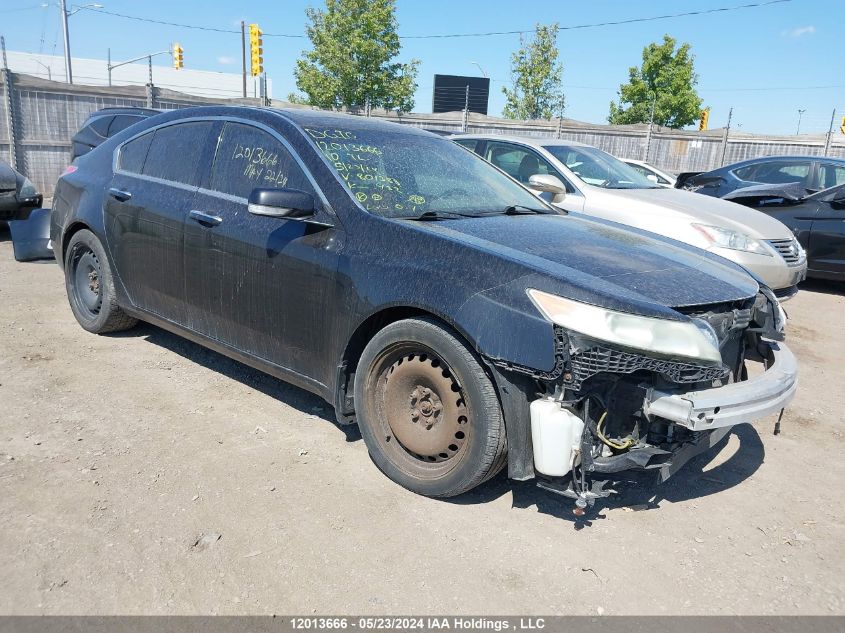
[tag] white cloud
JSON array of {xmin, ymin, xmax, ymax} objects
[
  {"xmin": 217, "ymin": 56, "xmax": 235, "ymax": 65},
  {"xmin": 782, "ymin": 25, "xmax": 816, "ymax": 38}
]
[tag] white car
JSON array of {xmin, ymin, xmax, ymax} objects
[
  {"xmin": 453, "ymin": 135, "xmax": 807, "ymax": 300},
  {"xmin": 621, "ymin": 158, "xmax": 677, "ymax": 188}
]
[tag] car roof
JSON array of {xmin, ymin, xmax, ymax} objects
[
  {"xmin": 724, "ymin": 155, "xmax": 845, "ymax": 169},
  {"xmin": 451, "ymin": 134, "xmax": 591, "ymax": 149},
  {"xmin": 85, "ymin": 106, "xmax": 161, "ymax": 120}
]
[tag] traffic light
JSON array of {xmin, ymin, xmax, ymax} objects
[
  {"xmin": 249, "ymin": 23, "xmax": 263, "ymax": 77},
  {"xmin": 172, "ymin": 43, "xmax": 184, "ymax": 70},
  {"xmin": 699, "ymin": 108, "xmax": 710, "ymax": 131},
  {"xmin": 840, "ymin": 115, "xmax": 845, "ymax": 134}
]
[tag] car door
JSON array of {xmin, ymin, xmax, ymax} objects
[
  {"xmin": 183, "ymin": 120, "xmax": 343, "ymax": 382},
  {"xmin": 104, "ymin": 120, "xmax": 216, "ymax": 324},
  {"xmin": 806, "ymin": 188, "xmax": 845, "ymax": 277}
]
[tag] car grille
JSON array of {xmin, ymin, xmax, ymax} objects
[
  {"xmin": 564, "ymin": 346, "xmax": 729, "ymax": 391},
  {"xmin": 767, "ymin": 238, "xmax": 804, "ymax": 266}
]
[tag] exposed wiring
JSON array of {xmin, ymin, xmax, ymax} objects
[{"xmin": 596, "ymin": 411, "xmax": 635, "ymax": 451}]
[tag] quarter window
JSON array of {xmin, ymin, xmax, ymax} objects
[
  {"xmin": 119, "ymin": 132, "xmax": 153, "ymax": 174},
  {"xmin": 209, "ymin": 123, "xmax": 313, "ymax": 199},
  {"xmin": 142, "ymin": 121, "xmax": 214, "ymax": 186}
]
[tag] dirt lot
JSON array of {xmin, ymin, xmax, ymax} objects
[{"xmin": 0, "ymin": 226, "xmax": 843, "ymax": 615}]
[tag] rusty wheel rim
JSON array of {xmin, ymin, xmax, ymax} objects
[{"xmin": 371, "ymin": 347, "xmax": 470, "ymax": 472}]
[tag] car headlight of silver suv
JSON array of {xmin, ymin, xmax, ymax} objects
[
  {"xmin": 692, "ymin": 223, "xmax": 772, "ymax": 256},
  {"xmin": 528, "ymin": 289, "xmax": 722, "ymax": 364}
]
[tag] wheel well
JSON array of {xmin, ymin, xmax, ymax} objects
[
  {"xmin": 62, "ymin": 221, "xmax": 91, "ymax": 262},
  {"xmin": 335, "ymin": 307, "xmax": 466, "ymax": 421}
]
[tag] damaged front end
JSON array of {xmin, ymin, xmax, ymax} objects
[{"xmin": 494, "ymin": 286, "xmax": 796, "ymax": 514}]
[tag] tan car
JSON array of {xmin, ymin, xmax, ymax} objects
[{"xmin": 454, "ymin": 135, "xmax": 807, "ymax": 300}]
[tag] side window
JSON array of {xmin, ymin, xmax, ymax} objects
[
  {"xmin": 142, "ymin": 121, "xmax": 214, "ymax": 186},
  {"xmin": 119, "ymin": 132, "xmax": 153, "ymax": 174},
  {"xmin": 485, "ymin": 142, "xmax": 555, "ymax": 184},
  {"xmin": 108, "ymin": 115, "xmax": 143, "ymax": 137},
  {"xmin": 209, "ymin": 122, "xmax": 314, "ymax": 199},
  {"xmin": 453, "ymin": 139, "xmax": 478, "ymax": 153},
  {"xmin": 733, "ymin": 164, "xmax": 759, "ymax": 181},
  {"xmin": 736, "ymin": 161, "xmax": 810, "ymax": 185},
  {"xmin": 819, "ymin": 163, "xmax": 845, "ymax": 189}
]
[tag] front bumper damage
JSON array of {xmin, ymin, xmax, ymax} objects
[{"xmin": 644, "ymin": 341, "xmax": 797, "ymax": 432}]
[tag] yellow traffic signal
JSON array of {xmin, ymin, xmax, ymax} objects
[
  {"xmin": 840, "ymin": 115, "xmax": 845, "ymax": 134},
  {"xmin": 172, "ymin": 43, "xmax": 184, "ymax": 70},
  {"xmin": 249, "ymin": 23, "xmax": 263, "ymax": 77},
  {"xmin": 699, "ymin": 108, "xmax": 710, "ymax": 131}
]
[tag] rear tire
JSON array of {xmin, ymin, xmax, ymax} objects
[
  {"xmin": 354, "ymin": 317, "xmax": 506, "ymax": 498},
  {"xmin": 64, "ymin": 229, "xmax": 137, "ymax": 334}
]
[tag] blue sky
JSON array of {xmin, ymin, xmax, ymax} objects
[{"xmin": 5, "ymin": 0, "xmax": 843, "ymax": 134}]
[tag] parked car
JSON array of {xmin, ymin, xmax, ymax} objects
[
  {"xmin": 71, "ymin": 107, "xmax": 159, "ymax": 162},
  {"xmin": 0, "ymin": 160, "xmax": 43, "ymax": 223},
  {"xmin": 621, "ymin": 158, "xmax": 676, "ymax": 187},
  {"xmin": 675, "ymin": 155, "xmax": 845, "ymax": 198},
  {"xmin": 52, "ymin": 107, "xmax": 796, "ymax": 512},
  {"xmin": 723, "ymin": 182, "xmax": 845, "ymax": 280},
  {"xmin": 453, "ymin": 135, "xmax": 807, "ymax": 300}
]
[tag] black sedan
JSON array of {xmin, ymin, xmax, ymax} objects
[
  {"xmin": 0, "ymin": 160, "xmax": 43, "ymax": 222},
  {"xmin": 677, "ymin": 155, "xmax": 845, "ymax": 198},
  {"xmin": 725, "ymin": 183, "xmax": 845, "ymax": 280},
  {"xmin": 51, "ymin": 106, "xmax": 796, "ymax": 509}
]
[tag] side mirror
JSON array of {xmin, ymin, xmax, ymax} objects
[
  {"xmin": 248, "ymin": 188, "xmax": 315, "ymax": 219},
  {"xmin": 646, "ymin": 174, "xmax": 659, "ymax": 183},
  {"xmin": 527, "ymin": 174, "xmax": 567, "ymax": 195}
]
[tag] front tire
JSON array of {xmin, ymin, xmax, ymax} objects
[
  {"xmin": 64, "ymin": 229, "xmax": 137, "ymax": 334},
  {"xmin": 354, "ymin": 317, "xmax": 506, "ymax": 497}
]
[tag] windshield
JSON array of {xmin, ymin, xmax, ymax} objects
[
  {"xmin": 543, "ymin": 145, "xmax": 658, "ymax": 189},
  {"xmin": 302, "ymin": 124, "xmax": 550, "ymax": 218}
]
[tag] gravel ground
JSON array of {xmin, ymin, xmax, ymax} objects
[{"xmin": 0, "ymin": 226, "xmax": 843, "ymax": 615}]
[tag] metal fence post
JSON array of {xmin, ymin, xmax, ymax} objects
[{"xmin": 2, "ymin": 69, "xmax": 18, "ymax": 169}]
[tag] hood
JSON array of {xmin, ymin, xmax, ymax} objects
[
  {"xmin": 411, "ymin": 213, "xmax": 758, "ymax": 313},
  {"xmin": 585, "ymin": 186, "xmax": 794, "ymax": 240}
]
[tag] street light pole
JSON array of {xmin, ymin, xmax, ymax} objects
[
  {"xmin": 796, "ymin": 109, "xmax": 806, "ymax": 135},
  {"xmin": 60, "ymin": 0, "xmax": 73, "ymax": 83},
  {"xmin": 643, "ymin": 90, "xmax": 657, "ymax": 161}
]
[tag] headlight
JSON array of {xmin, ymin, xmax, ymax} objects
[
  {"xmin": 692, "ymin": 224, "xmax": 772, "ymax": 256},
  {"xmin": 18, "ymin": 177, "xmax": 38, "ymax": 198},
  {"xmin": 527, "ymin": 289, "xmax": 722, "ymax": 364}
]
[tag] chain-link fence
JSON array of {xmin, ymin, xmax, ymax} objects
[{"xmin": 1, "ymin": 70, "xmax": 843, "ymax": 195}]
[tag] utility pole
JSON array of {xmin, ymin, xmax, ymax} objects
[
  {"xmin": 60, "ymin": 0, "xmax": 73, "ymax": 83},
  {"xmin": 719, "ymin": 107, "xmax": 733, "ymax": 167},
  {"xmin": 823, "ymin": 108, "xmax": 836, "ymax": 156},
  {"xmin": 796, "ymin": 109, "xmax": 806, "ymax": 135},
  {"xmin": 241, "ymin": 21, "xmax": 247, "ymax": 99},
  {"xmin": 461, "ymin": 84, "xmax": 470, "ymax": 132},
  {"xmin": 1, "ymin": 36, "xmax": 7, "ymax": 70},
  {"xmin": 107, "ymin": 48, "xmax": 111, "ymax": 86}
]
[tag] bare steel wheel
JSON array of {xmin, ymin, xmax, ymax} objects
[
  {"xmin": 355, "ymin": 317, "xmax": 506, "ymax": 497},
  {"xmin": 65, "ymin": 229, "xmax": 137, "ymax": 334}
]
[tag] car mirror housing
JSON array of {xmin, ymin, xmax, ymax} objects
[
  {"xmin": 248, "ymin": 187, "xmax": 315, "ymax": 219},
  {"xmin": 527, "ymin": 174, "xmax": 567, "ymax": 196}
]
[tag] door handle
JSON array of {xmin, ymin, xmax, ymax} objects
[
  {"xmin": 108, "ymin": 187, "xmax": 132, "ymax": 202},
  {"xmin": 189, "ymin": 209, "xmax": 223, "ymax": 227}
]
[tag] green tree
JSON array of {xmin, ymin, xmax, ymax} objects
[
  {"xmin": 294, "ymin": 0, "xmax": 420, "ymax": 113},
  {"xmin": 608, "ymin": 35, "xmax": 703, "ymax": 129},
  {"xmin": 502, "ymin": 24, "xmax": 565, "ymax": 120}
]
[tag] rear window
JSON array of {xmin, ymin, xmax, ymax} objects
[
  {"xmin": 108, "ymin": 115, "xmax": 144, "ymax": 137},
  {"xmin": 142, "ymin": 122, "xmax": 214, "ymax": 186},
  {"xmin": 119, "ymin": 132, "xmax": 153, "ymax": 174}
]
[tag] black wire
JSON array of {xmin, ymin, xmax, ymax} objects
[{"xmin": 83, "ymin": 1, "xmax": 793, "ymax": 40}]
